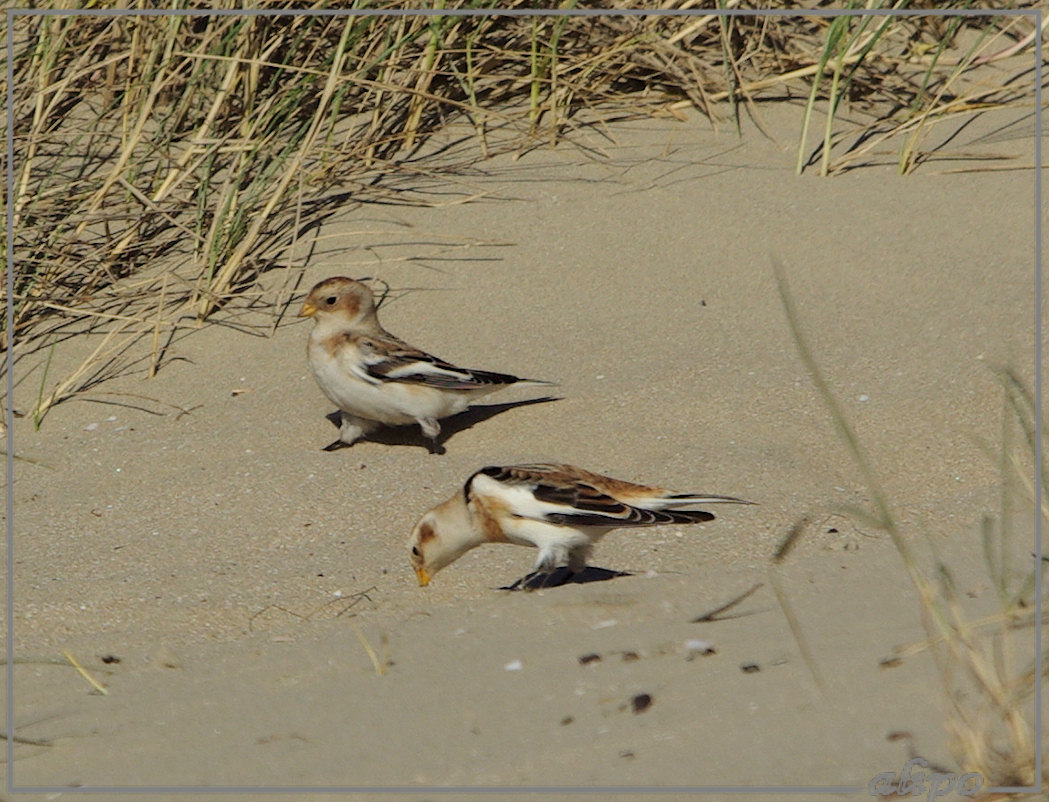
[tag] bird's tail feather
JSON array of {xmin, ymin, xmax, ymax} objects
[{"xmin": 662, "ymin": 493, "xmax": 754, "ymax": 508}]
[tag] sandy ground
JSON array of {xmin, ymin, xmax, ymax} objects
[{"xmin": 3, "ymin": 99, "xmax": 1042, "ymax": 801}]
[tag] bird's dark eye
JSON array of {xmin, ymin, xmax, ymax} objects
[
  {"xmin": 325, "ymin": 296, "xmax": 337, "ymax": 305},
  {"xmin": 411, "ymin": 546, "xmax": 421, "ymax": 557}
]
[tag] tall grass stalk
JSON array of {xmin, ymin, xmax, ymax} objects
[
  {"xmin": 897, "ymin": 21, "xmax": 997, "ymax": 175},
  {"xmin": 773, "ymin": 258, "xmax": 1044, "ymax": 789}
]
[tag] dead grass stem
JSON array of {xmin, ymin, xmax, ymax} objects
[{"xmin": 6, "ymin": 5, "xmax": 1036, "ymax": 420}]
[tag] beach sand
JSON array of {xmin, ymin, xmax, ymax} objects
[{"xmin": 5, "ymin": 101, "xmax": 1041, "ymax": 800}]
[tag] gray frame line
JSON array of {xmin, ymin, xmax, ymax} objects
[
  {"xmin": 12, "ymin": 785, "xmax": 867, "ymax": 795},
  {"xmin": 5, "ymin": 7, "xmax": 1037, "ymax": 17},
  {"xmin": 6, "ymin": 4, "xmax": 1040, "ymax": 796},
  {"xmin": 4, "ymin": 8, "xmax": 15, "ymax": 795},
  {"xmin": 1033, "ymin": 4, "xmax": 1044, "ymax": 793}
]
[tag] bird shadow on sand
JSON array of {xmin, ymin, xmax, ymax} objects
[
  {"xmin": 498, "ymin": 566, "xmax": 633, "ymax": 591},
  {"xmin": 323, "ymin": 396, "xmax": 561, "ymax": 454}
]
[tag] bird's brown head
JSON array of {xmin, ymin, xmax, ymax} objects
[
  {"xmin": 408, "ymin": 489, "xmax": 482, "ymax": 588},
  {"xmin": 408, "ymin": 514, "xmax": 440, "ymax": 587},
  {"xmin": 298, "ymin": 277, "xmax": 378, "ymax": 327}
]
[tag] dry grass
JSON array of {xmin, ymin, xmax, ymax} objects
[
  {"xmin": 773, "ymin": 260, "xmax": 1045, "ymax": 797},
  {"xmin": 4, "ymin": 3, "xmax": 1040, "ymax": 422}
]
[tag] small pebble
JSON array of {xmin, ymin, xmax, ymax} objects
[
  {"xmin": 740, "ymin": 662, "xmax": 760, "ymax": 674},
  {"xmin": 504, "ymin": 659, "xmax": 523, "ymax": 672},
  {"xmin": 620, "ymin": 651, "xmax": 640, "ymax": 662},
  {"xmin": 685, "ymin": 639, "xmax": 716, "ymax": 660},
  {"xmin": 578, "ymin": 653, "xmax": 601, "ymax": 665},
  {"xmin": 560, "ymin": 715, "xmax": 574, "ymax": 726},
  {"xmin": 84, "ymin": 422, "xmax": 98, "ymax": 431},
  {"xmin": 631, "ymin": 693, "xmax": 653, "ymax": 714}
]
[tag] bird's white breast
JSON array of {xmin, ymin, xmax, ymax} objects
[{"xmin": 308, "ymin": 331, "xmax": 473, "ymax": 424}]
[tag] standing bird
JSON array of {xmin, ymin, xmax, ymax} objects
[
  {"xmin": 299, "ymin": 277, "xmax": 550, "ymax": 452},
  {"xmin": 408, "ymin": 463, "xmax": 753, "ymax": 588}
]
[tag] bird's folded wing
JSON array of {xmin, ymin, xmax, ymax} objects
[
  {"xmin": 472, "ymin": 465, "xmax": 707, "ymax": 527},
  {"xmin": 354, "ymin": 335, "xmax": 519, "ymax": 389}
]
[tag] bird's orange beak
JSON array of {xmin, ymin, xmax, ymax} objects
[
  {"xmin": 298, "ymin": 300, "xmax": 317, "ymax": 317},
  {"xmin": 415, "ymin": 566, "xmax": 431, "ymax": 587}
]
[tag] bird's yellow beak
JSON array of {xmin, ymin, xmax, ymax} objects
[
  {"xmin": 298, "ymin": 300, "xmax": 317, "ymax": 318},
  {"xmin": 415, "ymin": 566, "xmax": 431, "ymax": 587}
]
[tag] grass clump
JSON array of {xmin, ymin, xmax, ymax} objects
[{"xmin": 5, "ymin": 4, "xmax": 1038, "ymax": 422}]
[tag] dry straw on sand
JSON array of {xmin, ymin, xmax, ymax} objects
[{"xmin": 4, "ymin": 4, "xmax": 1038, "ymax": 423}]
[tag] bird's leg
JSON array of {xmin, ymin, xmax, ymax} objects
[
  {"xmin": 500, "ymin": 545, "xmax": 580, "ymax": 590},
  {"xmin": 567, "ymin": 546, "xmax": 591, "ymax": 575},
  {"xmin": 418, "ymin": 417, "xmax": 441, "ymax": 454}
]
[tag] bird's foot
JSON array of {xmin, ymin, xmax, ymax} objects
[
  {"xmin": 323, "ymin": 413, "xmax": 374, "ymax": 451},
  {"xmin": 500, "ymin": 567, "xmax": 575, "ymax": 592},
  {"xmin": 323, "ymin": 438, "xmax": 353, "ymax": 452},
  {"xmin": 499, "ymin": 566, "xmax": 632, "ymax": 590}
]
